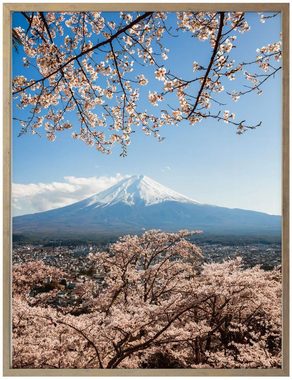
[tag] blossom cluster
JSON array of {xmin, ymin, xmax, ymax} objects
[{"xmin": 12, "ymin": 11, "xmax": 282, "ymax": 154}]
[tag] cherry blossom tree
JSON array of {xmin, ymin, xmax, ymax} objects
[
  {"xmin": 12, "ymin": 11, "xmax": 281, "ymax": 155},
  {"xmin": 13, "ymin": 260, "xmax": 65, "ymax": 296},
  {"xmin": 12, "ymin": 230, "xmax": 281, "ymax": 369}
]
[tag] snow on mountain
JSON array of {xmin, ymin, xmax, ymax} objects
[{"xmin": 84, "ymin": 175, "xmax": 199, "ymax": 208}]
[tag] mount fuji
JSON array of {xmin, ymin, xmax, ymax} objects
[{"xmin": 13, "ymin": 175, "xmax": 281, "ymax": 240}]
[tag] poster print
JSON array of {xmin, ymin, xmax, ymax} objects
[{"xmin": 4, "ymin": 3, "xmax": 289, "ymax": 375}]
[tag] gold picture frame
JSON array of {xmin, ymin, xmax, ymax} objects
[{"xmin": 3, "ymin": 3, "xmax": 289, "ymax": 376}]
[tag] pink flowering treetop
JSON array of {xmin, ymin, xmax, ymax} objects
[{"xmin": 12, "ymin": 230, "xmax": 282, "ymax": 369}]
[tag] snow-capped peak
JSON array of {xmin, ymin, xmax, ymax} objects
[{"xmin": 85, "ymin": 175, "xmax": 199, "ymax": 208}]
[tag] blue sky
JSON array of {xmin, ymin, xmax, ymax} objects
[{"xmin": 12, "ymin": 12, "xmax": 282, "ymax": 216}]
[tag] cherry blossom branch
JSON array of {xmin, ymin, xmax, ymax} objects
[
  {"xmin": 187, "ymin": 12, "xmax": 225, "ymax": 118},
  {"xmin": 236, "ymin": 66, "xmax": 282, "ymax": 96},
  {"xmin": 12, "ymin": 12, "xmax": 282, "ymax": 154},
  {"xmin": 106, "ymin": 296, "xmax": 213, "ymax": 368},
  {"xmin": 54, "ymin": 318, "xmax": 104, "ymax": 369},
  {"xmin": 13, "ymin": 12, "xmax": 153, "ymax": 95}
]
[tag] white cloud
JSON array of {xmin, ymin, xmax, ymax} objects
[{"xmin": 12, "ymin": 174, "xmax": 128, "ymax": 216}]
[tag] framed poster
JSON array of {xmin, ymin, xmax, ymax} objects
[{"xmin": 3, "ymin": 3, "xmax": 289, "ymax": 376}]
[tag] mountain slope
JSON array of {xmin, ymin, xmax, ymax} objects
[{"xmin": 13, "ymin": 175, "xmax": 281, "ymax": 239}]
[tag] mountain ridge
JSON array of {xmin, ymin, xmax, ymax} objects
[{"xmin": 13, "ymin": 175, "xmax": 281, "ymax": 239}]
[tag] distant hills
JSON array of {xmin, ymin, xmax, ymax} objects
[{"xmin": 13, "ymin": 175, "xmax": 281, "ymax": 240}]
